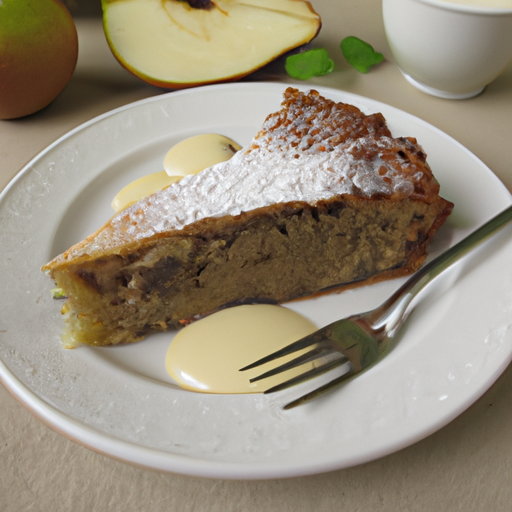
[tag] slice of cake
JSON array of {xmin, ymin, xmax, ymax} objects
[{"xmin": 42, "ymin": 88, "xmax": 453, "ymax": 347}]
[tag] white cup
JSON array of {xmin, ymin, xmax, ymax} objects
[{"xmin": 382, "ymin": 0, "xmax": 512, "ymax": 99}]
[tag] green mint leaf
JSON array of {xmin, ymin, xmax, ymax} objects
[
  {"xmin": 340, "ymin": 36, "xmax": 384, "ymax": 74},
  {"xmin": 285, "ymin": 48, "xmax": 334, "ymax": 80}
]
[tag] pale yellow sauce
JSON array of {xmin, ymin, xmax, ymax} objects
[
  {"xmin": 111, "ymin": 172, "xmax": 181, "ymax": 212},
  {"xmin": 166, "ymin": 304, "xmax": 318, "ymax": 394},
  {"xmin": 111, "ymin": 133, "xmax": 241, "ymax": 212},
  {"xmin": 163, "ymin": 133, "xmax": 242, "ymax": 176},
  {"xmin": 438, "ymin": 0, "xmax": 512, "ymax": 8}
]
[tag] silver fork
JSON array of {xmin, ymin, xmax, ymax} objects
[{"xmin": 240, "ymin": 204, "xmax": 512, "ymax": 409}]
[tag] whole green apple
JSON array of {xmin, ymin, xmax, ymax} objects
[{"xmin": 0, "ymin": 0, "xmax": 78, "ymax": 120}]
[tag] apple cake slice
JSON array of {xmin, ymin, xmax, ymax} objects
[{"xmin": 42, "ymin": 87, "xmax": 453, "ymax": 347}]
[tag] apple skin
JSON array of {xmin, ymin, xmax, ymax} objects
[{"xmin": 0, "ymin": 0, "xmax": 78, "ymax": 120}]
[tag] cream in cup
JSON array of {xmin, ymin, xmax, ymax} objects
[{"xmin": 382, "ymin": 0, "xmax": 512, "ymax": 99}]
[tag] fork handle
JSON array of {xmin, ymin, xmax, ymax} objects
[{"xmin": 371, "ymin": 203, "xmax": 512, "ymax": 337}]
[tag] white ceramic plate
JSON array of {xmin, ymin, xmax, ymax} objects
[{"xmin": 1, "ymin": 83, "xmax": 511, "ymax": 480}]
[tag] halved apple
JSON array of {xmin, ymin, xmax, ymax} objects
[{"xmin": 101, "ymin": 0, "xmax": 321, "ymax": 88}]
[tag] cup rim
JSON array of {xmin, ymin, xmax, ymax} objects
[{"xmin": 414, "ymin": 0, "xmax": 512, "ymax": 15}]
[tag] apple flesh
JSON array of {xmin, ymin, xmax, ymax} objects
[
  {"xmin": 102, "ymin": 0, "xmax": 321, "ymax": 88},
  {"xmin": 0, "ymin": 0, "xmax": 78, "ymax": 120}
]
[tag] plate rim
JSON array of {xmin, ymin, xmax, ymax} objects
[{"xmin": 1, "ymin": 81, "xmax": 511, "ymax": 480}]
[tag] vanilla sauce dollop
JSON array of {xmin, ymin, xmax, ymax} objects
[{"xmin": 166, "ymin": 305, "xmax": 318, "ymax": 394}]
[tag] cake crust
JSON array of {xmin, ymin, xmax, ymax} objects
[{"xmin": 43, "ymin": 88, "xmax": 453, "ymax": 347}]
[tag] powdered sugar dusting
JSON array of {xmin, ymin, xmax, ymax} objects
[{"xmin": 51, "ymin": 89, "xmax": 436, "ymax": 262}]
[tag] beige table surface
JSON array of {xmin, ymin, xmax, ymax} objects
[{"xmin": 2, "ymin": 1, "xmax": 512, "ymax": 510}]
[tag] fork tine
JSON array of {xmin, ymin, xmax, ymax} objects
[
  {"xmin": 239, "ymin": 329, "xmax": 325, "ymax": 371},
  {"xmin": 262, "ymin": 356, "xmax": 350, "ymax": 394},
  {"xmin": 249, "ymin": 346, "xmax": 340, "ymax": 383},
  {"xmin": 283, "ymin": 371, "xmax": 355, "ymax": 410},
  {"xmin": 283, "ymin": 373, "xmax": 354, "ymax": 410}
]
